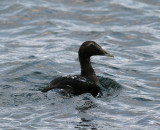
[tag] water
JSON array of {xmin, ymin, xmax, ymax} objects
[{"xmin": 0, "ymin": 0, "xmax": 160, "ymax": 129}]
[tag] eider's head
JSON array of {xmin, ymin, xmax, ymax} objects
[{"xmin": 79, "ymin": 41, "xmax": 114, "ymax": 58}]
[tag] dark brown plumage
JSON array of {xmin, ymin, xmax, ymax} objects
[{"xmin": 41, "ymin": 41, "xmax": 113, "ymax": 97}]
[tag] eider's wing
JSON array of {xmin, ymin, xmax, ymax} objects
[
  {"xmin": 41, "ymin": 76, "xmax": 70, "ymax": 92},
  {"xmin": 41, "ymin": 75, "xmax": 100, "ymax": 96},
  {"xmin": 41, "ymin": 76, "xmax": 89, "ymax": 93}
]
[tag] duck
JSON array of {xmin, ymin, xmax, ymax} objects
[{"xmin": 41, "ymin": 41, "xmax": 114, "ymax": 97}]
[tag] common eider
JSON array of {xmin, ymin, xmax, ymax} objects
[{"xmin": 41, "ymin": 41, "xmax": 113, "ymax": 97}]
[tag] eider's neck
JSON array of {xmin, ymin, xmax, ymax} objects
[{"xmin": 79, "ymin": 56, "xmax": 99, "ymax": 85}]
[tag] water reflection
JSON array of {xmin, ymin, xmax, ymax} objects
[
  {"xmin": 98, "ymin": 76, "xmax": 122, "ymax": 97},
  {"xmin": 75, "ymin": 97, "xmax": 97, "ymax": 129}
]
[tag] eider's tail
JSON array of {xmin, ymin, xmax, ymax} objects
[{"xmin": 41, "ymin": 85, "xmax": 52, "ymax": 92}]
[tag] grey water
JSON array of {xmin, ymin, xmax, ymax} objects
[{"xmin": 0, "ymin": 0, "xmax": 160, "ymax": 129}]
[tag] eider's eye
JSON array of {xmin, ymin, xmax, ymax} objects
[{"xmin": 89, "ymin": 43, "xmax": 95, "ymax": 47}]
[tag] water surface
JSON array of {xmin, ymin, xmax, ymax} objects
[{"xmin": 0, "ymin": 0, "xmax": 160, "ymax": 129}]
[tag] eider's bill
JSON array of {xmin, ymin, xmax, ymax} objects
[{"xmin": 103, "ymin": 50, "xmax": 114, "ymax": 57}]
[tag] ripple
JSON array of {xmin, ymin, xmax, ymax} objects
[
  {"xmin": 0, "ymin": 0, "xmax": 160, "ymax": 129},
  {"xmin": 132, "ymin": 97, "xmax": 152, "ymax": 102}
]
